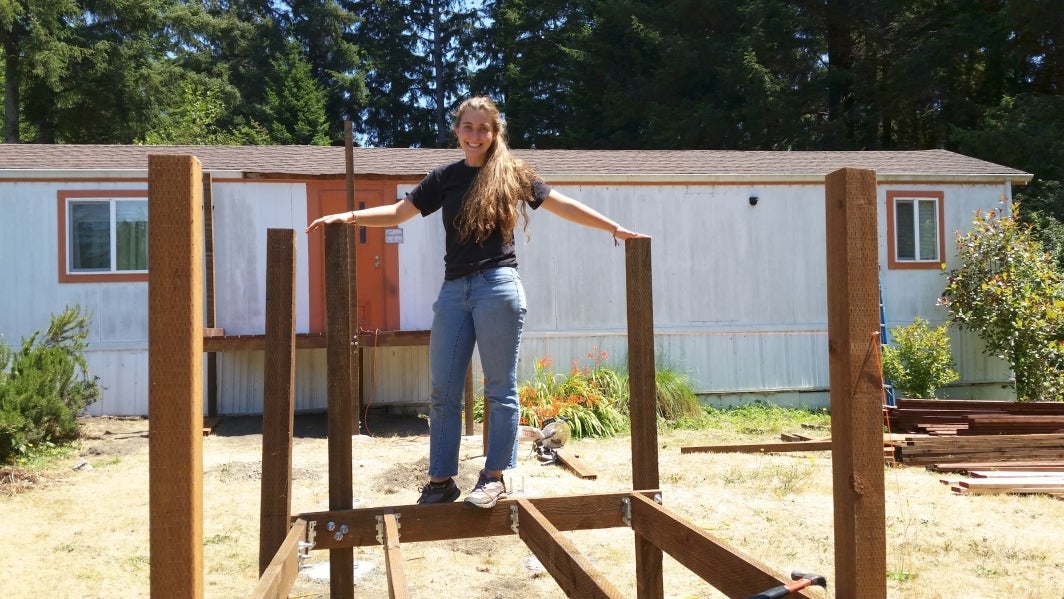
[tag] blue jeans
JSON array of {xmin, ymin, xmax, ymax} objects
[{"xmin": 428, "ymin": 266, "xmax": 526, "ymax": 477}]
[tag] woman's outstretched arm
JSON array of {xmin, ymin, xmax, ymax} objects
[
  {"xmin": 306, "ymin": 198, "xmax": 420, "ymax": 233},
  {"xmin": 539, "ymin": 190, "xmax": 648, "ymax": 240}
]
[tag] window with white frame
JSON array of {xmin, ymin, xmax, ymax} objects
[
  {"xmin": 887, "ymin": 190, "xmax": 944, "ymax": 269},
  {"xmin": 66, "ymin": 197, "xmax": 148, "ymax": 274}
]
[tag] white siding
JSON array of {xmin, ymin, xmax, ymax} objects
[{"xmin": 0, "ymin": 176, "xmax": 1018, "ymax": 416}]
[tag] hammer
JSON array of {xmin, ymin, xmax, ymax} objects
[{"xmin": 746, "ymin": 571, "xmax": 827, "ymax": 599}]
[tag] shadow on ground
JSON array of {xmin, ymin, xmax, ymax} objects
[{"xmin": 210, "ymin": 407, "xmax": 429, "ymax": 440}]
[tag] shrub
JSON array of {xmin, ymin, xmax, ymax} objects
[
  {"xmin": 940, "ymin": 205, "xmax": 1064, "ymax": 401},
  {"xmin": 515, "ymin": 352, "xmax": 629, "ymax": 439},
  {"xmin": 881, "ymin": 317, "xmax": 960, "ymax": 399},
  {"xmin": 0, "ymin": 306, "xmax": 101, "ymax": 462},
  {"xmin": 476, "ymin": 349, "xmax": 703, "ymax": 439}
]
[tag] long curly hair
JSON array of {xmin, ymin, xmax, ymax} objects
[{"xmin": 453, "ymin": 97, "xmax": 535, "ymax": 245}]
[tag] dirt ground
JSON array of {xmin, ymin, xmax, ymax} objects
[{"xmin": 2, "ymin": 411, "xmax": 1063, "ymax": 599}]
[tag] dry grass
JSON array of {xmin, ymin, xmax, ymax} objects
[{"xmin": 1, "ymin": 414, "xmax": 1062, "ymax": 598}]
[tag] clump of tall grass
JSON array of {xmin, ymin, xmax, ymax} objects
[{"xmin": 475, "ymin": 349, "xmax": 705, "ymax": 439}]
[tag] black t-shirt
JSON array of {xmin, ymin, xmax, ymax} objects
[{"xmin": 408, "ymin": 159, "xmax": 551, "ymax": 280}]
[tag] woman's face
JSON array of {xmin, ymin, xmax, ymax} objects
[{"xmin": 454, "ymin": 108, "xmax": 495, "ymax": 167}]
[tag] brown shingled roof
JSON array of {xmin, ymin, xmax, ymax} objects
[{"xmin": 0, "ymin": 144, "xmax": 1032, "ymax": 183}]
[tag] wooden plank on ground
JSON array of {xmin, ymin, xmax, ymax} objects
[
  {"xmin": 681, "ymin": 440, "xmax": 833, "ymax": 454},
  {"xmin": 555, "ymin": 448, "xmax": 597, "ymax": 479},
  {"xmin": 967, "ymin": 470, "xmax": 1064, "ymax": 478},
  {"xmin": 202, "ymin": 417, "xmax": 221, "ymax": 436},
  {"xmin": 514, "ymin": 498, "xmax": 625, "ymax": 599}
]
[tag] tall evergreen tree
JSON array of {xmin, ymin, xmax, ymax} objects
[
  {"xmin": 283, "ymin": 0, "xmax": 364, "ymax": 142},
  {"xmin": 473, "ymin": 0, "xmax": 592, "ymax": 148},
  {"xmin": 0, "ymin": 0, "xmax": 81, "ymax": 142},
  {"xmin": 349, "ymin": 0, "xmax": 477, "ymax": 147},
  {"xmin": 263, "ymin": 40, "xmax": 331, "ymax": 145}
]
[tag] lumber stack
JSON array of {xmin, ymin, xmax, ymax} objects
[
  {"xmin": 885, "ymin": 398, "xmax": 1064, "ymax": 435},
  {"xmin": 892, "ymin": 433, "xmax": 1064, "ymax": 466},
  {"xmin": 940, "ymin": 469, "xmax": 1064, "ymax": 499}
]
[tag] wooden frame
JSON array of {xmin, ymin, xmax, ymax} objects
[{"xmin": 147, "ymin": 159, "xmax": 886, "ymax": 598}]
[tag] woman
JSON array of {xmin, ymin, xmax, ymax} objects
[{"xmin": 307, "ymin": 96, "xmax": 646, "ymax": 508}]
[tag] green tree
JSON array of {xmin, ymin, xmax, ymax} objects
[
  {"xmin": 881, "ymin": 317, "xmax": 959, "ymax": 399},
  {"xmin": 282, "ymin": 0, "xmax": 365, "ymax": 142},
  {"xmin": 263, "ymin": 40, "xmax": 330, "ymax": 145},
  {"xmin": 138, "ymin": 77, "xmax": 270, "ymax": 145},
  {"xmin": 953, "ymin": 94, "xmax": 1064, "ymax": 266},
  {"xmin": 350, "ymin": 0, "xmax": 476, "ymax": 147},
  {"xmin": 940, "ymin": 205, "xmax": 1064, "ymax": 401},
  {"xmin": 473, "ymin": 0, "xmax": 592, "ymax": 148},
  {"xmin": 0, "ymin": 0, "xmax": 81, "ymax": 142}
]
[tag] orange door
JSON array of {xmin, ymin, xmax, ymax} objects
[{"xmin": 306, "ymin": 181, "xmax": 399, "ymax": 332}]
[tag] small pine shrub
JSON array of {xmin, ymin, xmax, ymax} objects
[{"xmin": 0, "ymin": 306, "xmax": 101, "ymax": 462}]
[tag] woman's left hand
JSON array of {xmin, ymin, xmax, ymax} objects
[{"xmin": 613, "ymin": 226, "xmax": 650, "ymax": 241}]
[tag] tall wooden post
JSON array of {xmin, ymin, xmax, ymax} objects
[
  {"xmin": 625, "ymin": 237, "xmax": 663, "ymax": 599},
  {"xmin": 147, "ymin": 155, "xmax": 204, "ymax": 599},
  {"xmin": 325, "ymin": 222, "xmax": 355, "ymax": 598},
  {"xmin": 203, "ymin": 172, "xmax": 219, "ymax": 417},
  {"xmin": 259, "ymin": 229, "xmax": 297, "ymax": 574},
  {"xmin": 825, "ymin": 168, "xmax": 887, "ymax": 599},
  {"xmin": 351, "ymin": 119, "xmax": 368, "ymax": 434}
]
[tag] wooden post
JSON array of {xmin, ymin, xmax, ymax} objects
[
  {"xmin": 464, "ymin": 365, "xmax": 475, "ymax": 436},
  {"xmin": 625, "ymin": 237, "xmax": 663, "ymax": 599},
  {"xmin": 825, "ymin": 168, "xmax": 887, "ymax": 599},
  {"xmin": 203, "ymin": 172, "xmax": 219, "ymax": 418},
  {"xmin": 325, "ymin": 222, "xmax": 355, "ymax": 598},
  {"xmin": 259, "ymin": 229, "xmax": 297, "ymax": 574},
  {"xmin": 344, "ymin": 120, "xmax": 363, "ymax": 435},
  {"xmin": 147, "ymin": 154, "xmax": 204, "ymax": 599}
]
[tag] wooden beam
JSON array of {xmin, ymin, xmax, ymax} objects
[
  {"xmin": 324, "ymin": 223, "xmax": 355, "ymax": 598},
  {"xmin": 380, "ymin": 513, "xmax": 409, "ymax": 599},
  {"xmin": 627, "ymin": 494, "xmax": 814, "ymax": 599},
  {"xmin": 680, "ymin": 440, "xmax": 834, "ymax": 454},
  {"xmin": 147, "ymin": 154, "xmax": 204, "ymax": 599},
  {"xmin": 249, "ymin": 519, "xmax": 308, "ymax": 599},
  {"xmin": 514, "ymin": 498, "xmax": 626, "ymax": 599},
  {"xmin": 555, "ymin": 448, "xmax": 597, "ymax": 479},
  {"xmin": 259, "ymin": 229, "xmax": 297, "ymax": 575},
  {"xmin": 824, "ymin": 167, "xmax": 886, "ymax": 599},
  {"xmin": 625, "ymin": 237, "xmax": 663, "ymax": 599},
  {"xmin": 201, "ymin": 330, "xmax": 429, "ymax": 352},
  {"xmin": 299, "ymin": 491, "xmax": 655, "ymax": 550}
]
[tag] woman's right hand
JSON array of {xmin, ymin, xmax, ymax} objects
[{"xmin": 306, "ymin": 211, "xmax": 355, "ymax": 234}]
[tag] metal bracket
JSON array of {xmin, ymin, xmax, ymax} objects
[
  {"xmin": 621, "ymin": 498, "xmax": 632, "ymax": 528},
  {"xmin": 510, "ymin": 504, "xmax": 520, "ymax": 534},
  {"xmin": 375, "ymin": 513, "xmax": 401, "ymax": 545},
  {"xmin": 654, "ymin": 492, "xmax": 663, "ymax": 505},
  {"xmin": 297, "ymin": 521, "xmax": 317, "ymax": 567}
]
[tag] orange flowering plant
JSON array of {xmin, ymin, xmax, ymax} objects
[{"xmin": 516, "ymin": 350, "xmax": 629, "ymax": 438}]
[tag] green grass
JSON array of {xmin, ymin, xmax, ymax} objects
[{"xmin": 673, "ymin": 400, "xmax": 831, "ymax": 435}]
